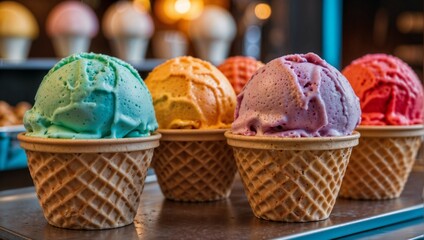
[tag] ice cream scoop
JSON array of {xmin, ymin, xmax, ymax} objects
[
  {"xmin": 46, "ymin": 1, "xmax": 98, "ymax": 38},
  {"xmin": 0, "ymin": 1, "xmax": 38, "ymax": 38},
  {"xmin": 189, "ymin": 6, "xmax": 236, "ymax": 65},
  {"xmin": 342, "ymin": 54, "xmax": 424, "ymax": 125},
  {"xmin": 232, "ymin": 52, "xmax": 361, "ymax": 137},
  {"xmin": 0, "ymin": 1, "xmax": 39, "ymax": 61},
  {"xmin": 145, "ymin": 56, "xmax": 238, "ymax": 202},
  {"xmin": 144, "ymin": 56, "xmax": 236, "ymax": 129},
  {"xmin": 19, "ymin": 53, "xmax": 160, "ymax": 229},
  {"xmin": 340, "ymin": 54, "xmax": 424, "ymax": 200},
  {"xmin": 226, "ymin": 53, "xmax": 361, "ymax": 221},
  {"xmin": 103, "ymin": 1, "xmax": 154, "ymax": 63},
  {"xmin": 46, "ymin": 1, "xmax": 98, "ymax": 58},
  {"xmin": 24, "ymin": 52, "xmax": 158, "ymax": 139},
  {"xmin": 218, "ymin": 56, "xmax": 264, "ymax": 94}
]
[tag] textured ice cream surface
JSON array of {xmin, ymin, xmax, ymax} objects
[
  {"xmin": 218, "ymin": 56, "xmax": 264, "ymax": 94},
  {"xmin": 232, "ymin": 53, "xmax": 361, "ymax": 137},
  {"xmin": 46, "ymin": 1, "xmax": 98, "ymax": 37},
  {"xmin": 145, "ymin": 56, "xmax": 236, "ymax": 129},
  {"xmin": 0, "ymin": 1, "xmax": 38, "ymax": 38},
  {"xmin": 342, "ymin": 54, "xmax": 424, "ymax": 125},
  {"xmin": 24, "ymin": 52, "xmax": 158, "ymax": 139}
]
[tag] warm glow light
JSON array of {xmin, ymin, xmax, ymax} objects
[
  {"xmin": 175, "ymin": 0, "xmax": 191, "ymax": 14},
  {"xmin": 155, "ymin": 0, "xmax": 203, "ymax": 24},
  {"xmin": 182, "ymin": 0, "xmax": 203, "ymax": 20},
  {"xmin": 254, "ymin": 3, "xmax": 271, "ymax": 20},
  {"xmin": 133, "ymin": 0, "xmax": 151, "ymax": 12}
]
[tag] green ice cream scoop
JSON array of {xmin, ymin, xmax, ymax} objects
[{"xmin": 24, "ymin": 52, "xmax": 158, "ymax": 139}]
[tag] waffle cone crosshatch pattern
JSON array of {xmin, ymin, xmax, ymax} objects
[
  {"xmin": 225, "ymin": 131, "xmax": 360, "ymax": 222},
  {"xmin": 340, "ymin": 126, "xmax": 424, "ymax": 200},
  {"xmin": 152, "ymin": 129, "xmax": 237, "ymax": 202},
  {"xmin": 18, "ymin": 133, "xmax": 161, "ymax": 229}
]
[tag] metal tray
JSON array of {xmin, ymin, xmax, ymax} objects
[{"xmin": 0, "ymin": 170, "xmax": 423, "ymax": 240}]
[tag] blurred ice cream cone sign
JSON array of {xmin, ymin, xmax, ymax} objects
[
  {"xmin": 153, "ymin": 1, "xmax": 270, "ymax": 64},
  {"xmin": 153, "ymin": 30, "xmax": 188, "ymax": 59},
  {"xmin": 46, "ymin": 1, "xmax": 99, "ymax": 58},
  {"xmin": 241, "ymin": 2, "xmax": 271, "ymax": 59},
  {"xmin": 189, "ymin": 6, "xmax": 236, "ymax": 65},
  {"xmin": 103, "ymin": 1, "xmax": 154, "ymax": 64},
  {"xmin": 0, "ymin": 1, "xmax": 39, "ymax": 61}
]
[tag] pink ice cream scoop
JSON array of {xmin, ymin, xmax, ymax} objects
[
  {"xmin": 46, "ymin": 1, "xmax": 98, "ymax": 38},
  {"xmin": 232, "ymin": 53, "xmax": 361, "ymax": 137},
  {"xmin": 342, "ymin": 54, "xmax": 424, "ymax": 125}
]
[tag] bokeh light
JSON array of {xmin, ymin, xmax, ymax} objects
[
  {"xmin": 155, "ymin": 0, "xmax": 203, "ymax": 24},
  {"xmin": 175, "ymin": 0, "xmax": 191, "ymax": 14},
  {"xmin": 254, "ymin": 3, "xmax": 271, "ymax": 20}
]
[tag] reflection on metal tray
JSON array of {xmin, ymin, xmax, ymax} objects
[
  {"xmin": 0, "ymin": 125, "xmax": 26, "ymax": 171},
  {"xmin": 0, "ymin": 170, "xmax": 423, "ymax": 240}
]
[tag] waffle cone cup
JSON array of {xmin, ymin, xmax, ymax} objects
[
  {"xmin": 340, "ymin": 125, "xmax": 424, "ymax": 200},
  {"xmin": 225, "ymin": 131, "xmax": 360, "ymax": 222},
  {"xmin": 18, "ymin": 132, "xmax": 161, "ymax": 230},
  {"xmin": 152, "ymin": 129, "xmax": 237, "ymax": 202}
]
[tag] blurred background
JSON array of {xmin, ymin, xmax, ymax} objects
[
  {"xmin": 1, "ymin": 0, "xmax": 422, "ymax": 72},
  {"xmin": 0, "ymin": 0, "xmax": 423, "ymax": 188},
  {"xmin": 0, "ymin": 0, "xmax": 422, "ymax": 105}
]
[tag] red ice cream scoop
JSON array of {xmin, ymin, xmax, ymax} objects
[
  {"xmin": 343, "ymin": 54, "xmax": 424, "ymax": 125},
  {"xmin": 218, "ymin": 56, "xmax": 264, "ymax": 94}
]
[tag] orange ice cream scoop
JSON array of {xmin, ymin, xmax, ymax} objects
[
  {"xmin": 145, "ymin": 56, "xmax": 237, "ymax": 129},
  {"xmin": 0, "ymin": 1, "xmax": 38, "ymax": 38},
  {"xmin": 218, "ymin": 56, "xmax": 264, "ymax": 94},
  {"xmin": 342, "ymin": 54, "xmax": 424, "ymax": 125}
]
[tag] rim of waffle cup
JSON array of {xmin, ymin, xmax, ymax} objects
[
  {"xmin": 17, "ymin": 132, "xmax": 161, "ymax": 153},
  {"xmin": 157, "ymin": 129, "xmax": 227, "ymax": 141},
  {"xmin": 225, "ymin": 131, "xmax": 360, "ymax": 150},
  {"xmin": 356, "ymin": 124, "xmax": 424, "ymax": 138}
]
